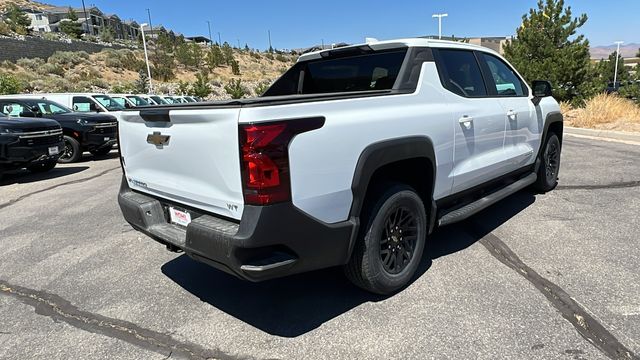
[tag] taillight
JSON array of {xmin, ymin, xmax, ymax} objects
[{"xmin": 239, "ymin": 117, "xmax": 325, "ymax": 206}]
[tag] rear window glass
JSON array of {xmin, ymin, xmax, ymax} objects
[{"xmin": 265, "ymin": 49, "xmax": 407, "ymax": 96}]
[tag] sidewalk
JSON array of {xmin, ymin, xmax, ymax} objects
[{"xmin": 565, "ymin": 127, "xmax": 640, "ymax": 145}]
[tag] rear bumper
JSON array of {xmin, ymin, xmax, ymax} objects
[{"xmin": 118, "ymin": 177, "xmax": 357, "ymax": 281}]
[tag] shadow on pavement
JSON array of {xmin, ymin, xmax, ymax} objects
[
  {"xmin": 0, "ymin": 166, "xmax": 89, "ymax": 185},
  {"xmin": 162, "ymin": 190, "xmax": 537, "ymax": 337}
]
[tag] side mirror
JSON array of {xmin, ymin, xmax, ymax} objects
[{"xmin": 532, "ymin": 80, "xmax": 553, "ymax": 106}]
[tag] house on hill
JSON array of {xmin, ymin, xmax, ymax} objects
[{"xmin": 20, "ymin": 5, "xmax": 140, "ymax": 41}]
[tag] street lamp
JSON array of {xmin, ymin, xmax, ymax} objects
[
  {"xmin": 432, "ymin": 13, "xmax": 448, "ymax": 40},
  {"xmin": 207, "ymin": 21, "xmax": 213, "ymax": 48},
  {"xmin": 613, "ymin": 41, "xmax": 624, "ymax": 87},
  {"xmin": 140, "ymin": 23, "xmax": 153, "ymax": 94}
]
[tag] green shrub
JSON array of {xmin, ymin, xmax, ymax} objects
[
  {"xmin": 190, "ymin": 71, "xmax": 212, "ymax": 98},
  {"xmin": 90, "ymin": 78, "xmax": 109, "ymax": 89},
  {"xmin": 0, "ymin": 21, "xmax": 11, "ymax": 35},
  {"xmin": 275, "ymin": 54, "xmax": 287, "ymax": 62},
  {"xmin": 48, "ymin": 51, "xmax": 89, "ymax": 67},
  {"xmin": 17, "ymin": 58, "xmax": 45, "ymax": 71},
  {"xmin": 0, "ymin": 73, "xmax": 24, "ymax": 95},
  {"xmin": 38, "ymin": 63, "xmax": 65, "ymax": 77},
  {"xmin": 105, "ymin": 56, "xmax": 123, "ymax": 69},
  {"xmin": 224, "ymin": 79, "xmax": 246, "ymax": 99},
  {"xmin": 254, "ymin": 81, "xmax": 271, "ymax": 96},
  {"xmin": 250, "ymin": 52, "xmax": 261, "ymax": 60},
  {"xmin": 265, "ymin": 53, "xmax": 275, "ymax": 61},
  {"xmin": 1, "ymin": 60, "xmax": 17, "ymax": 71}
]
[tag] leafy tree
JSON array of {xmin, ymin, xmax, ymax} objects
[
  {"xmin": 4, "ymin": 4, "xmax": 31, "ymax": 35},
  {"xmin": 59, "ymin": 8, "xmax": 83, "ymax": 39},
  {"xmin": 0, "ymin": 73, "xmax": 24, "ymax": 95},
  {"xmin": 99, "ymin": 26, "xmax": 115, "ymax": 43},
  {"xmin": 224, "ymin": 79, "xmax": 246, "ymax": 99},
  {"xmin": 190, "ymin": 71, "xmax": 212, "ymax": 98},
  {"xmin": 503, "ymin": 0, "xmax": 590, "ymax": 103},
  {"xmin": 244, "ymin": 44, "xmax": 250, "ymax": 52}
]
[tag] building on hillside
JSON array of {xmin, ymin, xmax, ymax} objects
[
  {"xmin": 185, "ymin": 36, "xmax": 212, "ymax": 45},
  {"xmin": 20, "ymin": 5, "xmax": 139, "ymax": 41}
]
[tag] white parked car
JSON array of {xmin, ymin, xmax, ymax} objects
[
  {"xmin": 117, "ymin": 38, "xmax": 563, "ymax": 294},
  {"xmin": 2, "ymin": 93, "xmax": 125, "ymax": 114}
]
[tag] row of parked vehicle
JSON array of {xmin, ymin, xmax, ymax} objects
[{"xmin": 0, "ymin": 92, "xmax": 202, "ymax": 181}]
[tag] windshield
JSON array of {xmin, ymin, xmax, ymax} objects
[
  {"xmin": 150, "ymin": 96, "xmax": 168, "ymax": 104},
  {"xmin": 92, "ymin": 95, "xmax": 125, "ymax": 111},
  {"xmin": 26, "ymin": 99, "xmax": 73, "ymax": 115},
  {"xmin": 126, "ymin": 96, "xmax": 150, "ymax": 106},
  {"xmin": 111, "ymin": 97, "xmax": 128, "ymax": 107}
]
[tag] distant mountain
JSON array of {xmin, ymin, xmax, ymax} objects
[{"xmin": 590, "ymin": 43, "xmax": 639, "ymax": 59}]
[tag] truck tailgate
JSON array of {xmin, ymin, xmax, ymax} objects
[{"xmin": 119, "ymin": 108, "xmax": 244, "ymax": 220}]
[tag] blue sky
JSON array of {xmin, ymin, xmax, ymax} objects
[{"xmin": 47, "ymin": 0, "xmax": 639, "ymax": 50}]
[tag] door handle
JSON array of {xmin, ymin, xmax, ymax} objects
[
  {"xmin": 507, "ymin": 110, "xmax": 518, "ymax": 121},
  {"xmin": 459, "ymin": 116, "xmax": 473, "ymax": 129}
]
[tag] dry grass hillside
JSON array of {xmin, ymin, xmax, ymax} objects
[
  {"xmin": 0, "ymin": 0, "xmax": 52, "ymax": 11},
  {"xmin": 0, "ymin": 46, "xmax": 296, "ymax": 99}
]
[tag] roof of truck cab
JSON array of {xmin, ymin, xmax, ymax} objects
[{"xmin": 297, "ymin": 38, "xmax": 500, "ymax": 62}]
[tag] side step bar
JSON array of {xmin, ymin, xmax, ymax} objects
[{"xmin": 438, "ymin": 173, "xmax": 537, "ymax": 227}]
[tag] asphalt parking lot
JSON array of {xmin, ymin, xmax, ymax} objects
[{"xmin": 1, "ymin": 135, "xmax": 639, "ymax": 360}]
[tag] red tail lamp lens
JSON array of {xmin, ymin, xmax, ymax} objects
[{"xmin": 239, "ymin": 118, "xmax": 324, "ymax": 206}]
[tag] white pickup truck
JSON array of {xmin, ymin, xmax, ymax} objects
[{"xmin": 117, "ymin": 39, "xmax": 563, "ymax": 294}]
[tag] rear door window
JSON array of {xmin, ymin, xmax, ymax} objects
[{"xmin": 435, "ymin": 49, "xmax": 487, "ymax": 97}]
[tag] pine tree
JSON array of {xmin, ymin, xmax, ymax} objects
[
  {"xmin": 206, "ymin": 44, "xmax": 223, "ymax": 69},
  {"xmin": 503, "ymin": 0, "xmax": 590, "ymax": 102},
  {"xmin": 5, "ymin": 4, "xmax": 31, "ymax": 35},
  {"xmin": 59, "ymin": 8, "xmax": 83, "ymax": 39},
  {"xmin": 190, "ymin": 71, "xmax": 212, "ymax": 98},
  {"xmin": 597, "ymin": 52, "xmax": 630, "ymax": 83},
  {"xmin": 133, "ymin": 70, "xmax": 149, "ymax": 94},
  {"xmin": 221, "ymin": 42, "xmax": 234, "ymax": 65}
]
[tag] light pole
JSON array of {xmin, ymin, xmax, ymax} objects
[
  {"xmin": 146, "ymin": 9, "xmax": 153, "ymax": 34},
  {"xmin": 613, "ymin": 41, "xmax": 624, "ymax": 86},
  {"xmin": 432, "ymin": 13, "xmax": 448, "ymax": 40},
  {"xmin": 140, "ymin": 23, "xmax": 153, "ymax": 94},
  {"xmin": 207, "ymin": 21, "xmax": 213, "ymax": 48}
]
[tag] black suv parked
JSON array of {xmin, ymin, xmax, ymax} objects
[
  {"xmin": 0, "ymin": 113, "xmax": 64, "ymax": 180},
  {"xmin": 0, "ymin": 98, "xmax": 118, "ymax": 163}
]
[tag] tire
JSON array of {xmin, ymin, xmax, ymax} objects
[
  {"xmin": 27, "ymin": 160, "xmax": 57, "ymax": 173},
  {"xmin": 345, "ymin": 184, "xmax": 427, "ymax": 295},
  {"xmin": 90, "ymin": 145, "xmax": 113, "ymax": 157},
  {"xmin": 533, "ymin": 133, "xmax": 561, "ymax": 193},
  {"xmin": 58, "ymin": 135, "xmax": 82, "ymax": 163}
]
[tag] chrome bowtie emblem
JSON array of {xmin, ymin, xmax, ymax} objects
[{"xmin": 147, "ymin": 132, "xmax": 171, "ymax": 147}]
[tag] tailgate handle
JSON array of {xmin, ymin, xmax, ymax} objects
[{"xmin": 140, "ymin": 109, "xmax": 170, "ymax": 122}]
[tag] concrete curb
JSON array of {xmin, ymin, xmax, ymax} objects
[{"xmin": 565, "ymin": 127, "xmax": 640, "ymax": 143}]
